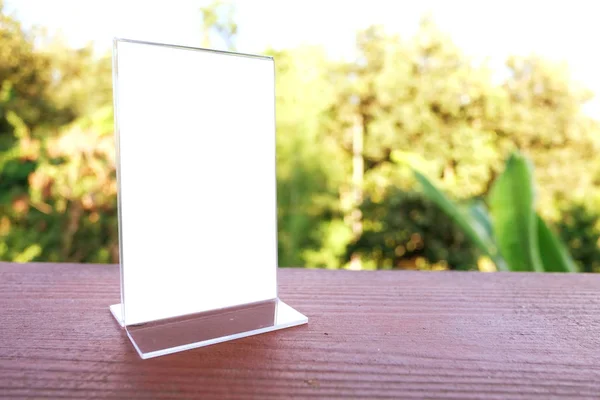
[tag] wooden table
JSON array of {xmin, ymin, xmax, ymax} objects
[{"xmin": 1, "ymin": 262, "xmax": 599, "ymax": 399}]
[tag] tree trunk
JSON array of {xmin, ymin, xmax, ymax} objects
[{"xmin": 349, "ymin": 113, "xmax": 364, "ymax": 270}]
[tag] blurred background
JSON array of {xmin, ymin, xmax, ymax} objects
[{"xmin": 1, "ymin": 0, "xmax": 599, "ymax": 272}]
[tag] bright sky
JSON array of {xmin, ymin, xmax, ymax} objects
[{"xmin": 5, "ymin": 0, "xmax": 599, "ymax": 118}]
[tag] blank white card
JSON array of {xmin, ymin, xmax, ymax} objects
[{"xmin": 114, "ymin": 40, "xmax": 278, "ymax": 326}]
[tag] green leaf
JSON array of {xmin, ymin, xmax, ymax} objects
[
  {"xmin": 536, "ymin": 214, "xmax": 578, "ymax": 273},
  {"xmin": 465, "ymin": 200, "xmax": 494, "ymax": 239},
  {"xmin": 14, "ymin": 244, "xmax": 42, "ymax": 263},
  {"xmin": 488, "ymin": 152, "xmax": 544, "ymax": 272},
  {"xmin": 412, "ymin": 170, "xmax": 508, "ymax": 271}
]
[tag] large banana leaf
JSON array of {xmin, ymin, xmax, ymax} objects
[
  {"xmin": 412, "ymin": 170, "xmax": 508, "ymax": 271},
  {"xmin": 536, "ymin": 214, "xmax": 578, "ymax": 272},
  {"xmin": 401, "ymin": 150, "xmax": 576, "ymax": 273},
  {"xmin": 466, "ymin": 200, "xmax": 494, "ymax": 240},
  {"xmin": 488, "ymin": 153, "xmax": 544, "ymax": 272}
]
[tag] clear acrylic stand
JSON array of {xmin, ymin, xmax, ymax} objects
[{"xmin": 110, "ymin": 38, "xmax": 307, "ymax": 359}]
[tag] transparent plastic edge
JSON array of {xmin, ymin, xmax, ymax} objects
[
  {"xmin": 119, "ymin": 299, "xmax": 307, "ymax": 359},
  {"xmin": 112, "ymin": 38, "xmax": 126, "ymax": 324},
  {"xmin": 114, "ymin": 37, "xmax": 273, "ymax": 61}
]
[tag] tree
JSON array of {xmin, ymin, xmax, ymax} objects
[
  {"xmin": 270, "ymin": 46, "xmax": 351, "ymax": 267},
  {"xmin": 345, "ymin": 18, "xmax": 600, "ymax": 269},
  {"xmin": 199, "ymin": 1, "xmax": 237, "ymax": 50},
  {"xmin": 0, "ymin": 5, "xmax": 117, "ymax": 263}
]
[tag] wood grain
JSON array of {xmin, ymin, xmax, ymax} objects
[{"xmin": 1, "ymin": 262, "xmax": 599, "ymax": 399}]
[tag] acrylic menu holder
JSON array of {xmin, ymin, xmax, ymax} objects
[{"xmin": 109, "ymin": 38, "xmax": 308, "ymax": 359}]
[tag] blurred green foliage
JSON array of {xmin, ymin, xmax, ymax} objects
[
  {"xmin": 400, "ymin": 151, "xmax": 577, "ymax": 272},
  {"xmin": 1, "ymin": 3, "xmax": 600, "ymax": 271}
]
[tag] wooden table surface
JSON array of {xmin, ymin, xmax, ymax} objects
[{"xmin": 1, "ymin": 262, "xmax": 599, "ymax": 399}]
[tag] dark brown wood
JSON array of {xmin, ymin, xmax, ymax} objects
[{"xmin": 1, "ymin": 262, "xmax": 599, "ymax": 399}]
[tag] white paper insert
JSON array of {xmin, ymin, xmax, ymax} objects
[{"xmin": 114, "ymin": 40, "xmax": 278, "ymax": 326}]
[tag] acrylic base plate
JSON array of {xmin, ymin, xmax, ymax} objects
[{"xmin": 110, "ymin": 299, "xmax": 307, "ymax": 359}]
